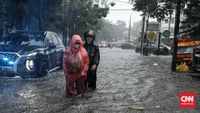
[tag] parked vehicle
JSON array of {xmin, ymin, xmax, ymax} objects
[
  {"xmin": 121, "ymin": 42, "xmax": 135, "ymax": 50},
  {"xmin": 0, "ymin": 30, "xmax": 65, "ymax": 78},
  {"xmin": 135, "ymin": 46, "xmax": 152, "ymax": 55},
  {"xmin": 98, "ymin": 41, "xmax": 107, "ymax": 48},
  {"xmin": 151, "ymin": 44, "xmax": 171, "ymax": 55},
  {"xmin": 135, "ymin": 43, "xmax": 171, "ymax": 55}
]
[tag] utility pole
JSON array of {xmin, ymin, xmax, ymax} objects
[
  {"xmin": 168, "ymin": 0, "xmax": 173, "ymax": 32},
  {"xmin": 157, "ymin": 20, "xmax": 161, "ymax": 56},
  {"xmin": 157, "ymin": 32, "xmax": 161, "ymax": 56},
  {"xmin": 140, "ymin": 15, "xmax": 145, "ymax": 56},
  {"xmin": 171, "ymin": 0, "xmax": 181, "ymax": 71},
  {"xmin": 145, "ymin": 14, "xmax": 149, "ymax": 56},
  {"xmin": 128, "ymin": 15, "xmax": 131, "ymax": 42}
]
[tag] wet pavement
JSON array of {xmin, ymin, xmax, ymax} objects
[{"xmin": 0, "ymin": 48, "xmax": 200, "ymax": 113}]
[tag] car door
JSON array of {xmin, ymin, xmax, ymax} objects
[
  {"xmin": 58, "ymin": 36, "xmax": 65, "ymax": 66},
  {"xmin": 51, "ymin": 33, "xmax": 61, "ymax": 67},
  {"xmin": 45, "ymin": 33, "xmax": 56, "ymax": 69},
  {"xmin": 53, "ymin": 35, "xmax": 65, "ymax": 66}
]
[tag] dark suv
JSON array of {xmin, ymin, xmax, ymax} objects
[{"xmin": 0, "ymin": 30, "xmax": 65, "ymax": 78}]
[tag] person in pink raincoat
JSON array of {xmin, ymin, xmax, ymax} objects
[{"xmin": 63, "ymin": 35, "xmax": 89, "ymax": 97}]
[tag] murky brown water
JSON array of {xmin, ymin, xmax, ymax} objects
[{"xmin": 0, "ymin": 48, "xmax": 200, "ymax": 113}]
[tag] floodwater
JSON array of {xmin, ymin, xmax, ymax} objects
[{"xmin": 0, "ymin": 48, "xmax": 200, "ymax": 113}]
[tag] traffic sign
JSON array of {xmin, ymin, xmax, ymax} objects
[
  {"xmin": 147, "ymin": 31, "xmax": 157, "ymax": 42},
  {"xmin": 163, "ymin": 30, "xmax": 170, "ymax": 37}
]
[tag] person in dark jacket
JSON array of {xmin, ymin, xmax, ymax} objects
[{"xmin": 83, "ymin": 30, "xmax": 100, "ymax": 90}]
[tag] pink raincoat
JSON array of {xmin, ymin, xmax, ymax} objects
[{"xmin": 63, "ymin": 35, "xmax": 89, "ymax": 96}]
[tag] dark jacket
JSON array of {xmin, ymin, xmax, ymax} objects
[{"xmin": 83, "ymin": 43, "xmax": 100, "ymax": 69}]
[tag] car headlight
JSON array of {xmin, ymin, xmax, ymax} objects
[
  {"xmin": 2, "ymin": 56, "xmax": 15, "ymax": 65},
  {"xmin": 8, "ymin": 61, "xmax": 14, "ymax": 65},
  {"xmin": 26, "ymin": 60, "xmax": 34, "ymax": 70}
]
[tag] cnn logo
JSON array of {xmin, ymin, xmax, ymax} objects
[
  {"xmin": 181, "ymin": 96, "xmax": 194, "ymax": 103},
  {"xmin": 179, "ymin": 92, "xmax": 196, "ymax": 109}
]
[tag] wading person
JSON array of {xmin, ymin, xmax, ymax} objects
[
  {"xmin": 84, "ymin": 30, "xmax": 100, "ymax": 90},
  {"xmin": 63, "ymin": 35, "xmax": 89, "ymax": 97}
]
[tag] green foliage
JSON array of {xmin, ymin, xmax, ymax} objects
[
  {"xmin": 132, "ymin": 0, "xmax": 200, "ymax": 30},
  {"xmin": 0, "ymin": 0, "xmax": 109, "ymax": 38},
  {"xmin": 70, "ymin": 0, "xmax": 109, "ymax": 36},
  {"xmin": 0, "ymin": 0, "xmax": 5, "ymax": 16},
  {"xmin": 157, "ymin": 0, "xmax": 200, "ymax": 30},
  {"xmin": 182, "ymin": 0, "xmax": 200, "ymax": 29},
  {"xmin": 1, "ymin": 0, "xmax": 63, "ymax": 32},
  {"xmin": 131, "ymin": 0, "xmax": 172, "ymax": 21},
  {"xmin": 0, "ymin": 0, "xmax": 6, "ymax": 29}
]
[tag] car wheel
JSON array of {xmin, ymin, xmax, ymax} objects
[{"xmin": 39, "ymin": 62, "xmax": 49, "ymax": 77}]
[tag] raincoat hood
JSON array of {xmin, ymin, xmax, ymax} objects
[
  {"xmin": 69, "ymin": 35, "xmax": 83, "ymax": 51},
  {"xmin": 84, "ymin": 30, "xmax": 95, "ymax": 45},
  {"xmin": 70, "ymin": 35, "xmax": 83, "ymax": 46}
]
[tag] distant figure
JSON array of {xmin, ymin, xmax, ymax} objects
[
  {"xmin": 63, "ymin": 35, "xmax": 89, "ymax": 97},
  {"xmin": 108, "ymin": 43, "xmax": 112, "ymax": 49},
  {"xmin": 83, "ymin": 30, "xmax": 100, "ymax": 90},
  {"xmin": 163, "ymin": 47, "xmax": 169, "ymax": 55}
]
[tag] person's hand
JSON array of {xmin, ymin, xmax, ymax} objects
[
  {"xmin": 81, "ymin": 71, "xmax": 86, "ymax": 77},
  {"xmin": 91, "ymin": 64, "xmax": 97, "ymax": 71}
]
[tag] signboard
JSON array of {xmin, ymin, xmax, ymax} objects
[
  {"xmin": 147, "ymin": 31, "xmax": 157, "ymax": 42},
  {"xmin": 163, "ymin": 30, "xmax": 170, "ymax": 37},
  {"xmin": 147, "ymin": 22, "xmax": 159, "ymax": 31},
  {"xmin": 178, "ymin": 41, "xmax": 200, "ymax": 47}
]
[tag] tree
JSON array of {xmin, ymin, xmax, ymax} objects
[
  {"xmin": 131, "ymin": 0, "xmax": 200, "ymax": 31},
  {"xmin": 0, "ymin": 0, "xmax": 6, "ymax": 25},
  {"xmin": 68, "ymin": 0, "xmax": 109, "ymax": 38},
  {"xmin": 0, "ymin": 0, "xmax": 6, "ymax": 38},
  {"xmin": 1, "ymin": 0, "xmax": 63, "ymax": 32},
  {"xmin": 131, "ymin": 0, "xmax": 173, "ymax": 21},
  {"xmin": 0, "ymin": 0, "xmax": 109, "ymax": 44},
  {"xmin": 182, "ymin": 0, "xmax": 200, "ymax": 30}
]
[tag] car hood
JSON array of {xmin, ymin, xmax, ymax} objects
[{"xmin": 0, "ymin": 44, "xmax": 45, "ymax": 54}]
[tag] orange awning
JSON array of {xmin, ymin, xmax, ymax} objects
[{"xmin": 178, "ymin": 41, "xmax": 200, "ymax": 47}]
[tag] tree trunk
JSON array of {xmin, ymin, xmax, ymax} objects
[{"xmin": 171, "ymin": 0, "xmax": 181, "ymax": 72}]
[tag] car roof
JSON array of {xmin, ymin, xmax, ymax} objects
[
  {"xmin": 10, "ymin": 30, "xmax": 58, "ymax": 34},
  {"xmin": 10, "ymin": 30, "xmax": 45, "ymax": 35},
  {"xmin": 9, "ymin": 30, "xmax": 62, "ymax": 39}
]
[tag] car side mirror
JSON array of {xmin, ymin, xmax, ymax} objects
[{"xmin": 49, "ymin": 43, "xmax": 56, "ymax": 49}]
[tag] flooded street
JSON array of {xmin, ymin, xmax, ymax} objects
[{"xmin": 1, "ymin": 48, "xmax": 200, "ymax": 113}]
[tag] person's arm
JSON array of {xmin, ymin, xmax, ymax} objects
[
  {"xmin": 63, "ymin": 50, "xmax": 69, "ymax": 76},
  {"xmin": 81, "ymin": 48, "xmax": 89, "ymax": 76},
  {"xmin": 94, "ymin": 45, "xmax": 100, "ymax": 66},
  {"xmin": 91, "ymin": 46, "xmax": 100, "ymax": 71}
]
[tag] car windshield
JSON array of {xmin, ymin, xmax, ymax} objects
[{"xmin": 0, "ymin": 32, "xmax": 45, "ymax": 47}]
